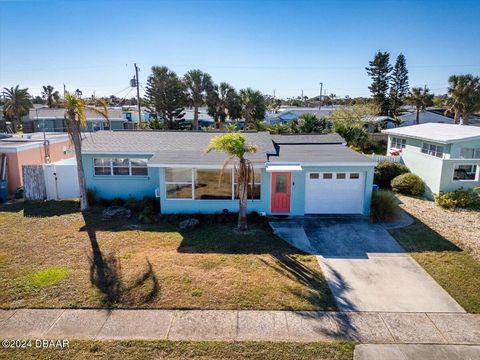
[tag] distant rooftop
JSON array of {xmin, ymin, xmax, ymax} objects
[
  {"xmin": 28, "ymin": 108, "xmax": 124, "ymax": 119},
  {"xmin": 382, "ymin": 123, "xmax": 480, "ymax": 144}
]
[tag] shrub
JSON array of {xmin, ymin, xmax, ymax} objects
[
  {"xmin": 111, "ymin": 198, "xmax": 125, "ymax": 207},
  {"xmin": 435, "ymin": 188, "xmax": 480, "ymax": 209},
  {"xmin": 370, "ymin": 189, "xmax": 400, "ymax": 223},
  {"xmin": 374, "ymin": 160, "xmax": 410, "ymax": 188},
  {"xmin": 87, "ymin": 189, "xmax": 97, "ymax": 205},
  {"xmin": 138, "ymin": 205, "xmax": 157, "ymax": 224},
  {"xmin": 391, "ymin": 173, "xmax": 424, "ymax": 196}
]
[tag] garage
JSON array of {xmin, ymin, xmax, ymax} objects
[{"xmin": 305, "ymin": 171, "xmax": 365, "ymax": 214}]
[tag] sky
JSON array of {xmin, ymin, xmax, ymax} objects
[{"xmin": 1, "ymin": 0, "xmax": 479, "ymax": 99}]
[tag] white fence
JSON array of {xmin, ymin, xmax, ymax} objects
[
  {"xmin": 368, "ymin": 154, "xmax": 402, "ymax": 163},
  {"xmin": 43, "ymin": 158, "xmax": 80, "ymax": 200}
]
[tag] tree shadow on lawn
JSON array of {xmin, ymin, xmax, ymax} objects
[
  {"xmin": 83, "ymin": 213, "xmax": 160, "ymax": 307},
  {"xmin": 0, "ymin": 200, "xmax": 80, "ymax": 217}
]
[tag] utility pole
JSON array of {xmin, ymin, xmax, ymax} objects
[
  {"xmin": 63, "ymin": 84, "xmax": 66, "ymax": 97},
  {"xmin": 134, "ymin": 63, "xmax": 141, "ymax": 127},
  {"xmin": 273, "ymin": 89, "xmax": 276, "ymax": 99},
  {"xmin": 319, "ymin": 82, "xmax": 323, "ymax": 110}
]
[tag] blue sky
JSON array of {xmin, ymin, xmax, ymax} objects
[{"xmin": 1, "ymin": 0, "xmax": 479, "ymax": 99}]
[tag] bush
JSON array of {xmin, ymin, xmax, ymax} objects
[
  {"xmin": 435, "ymin": 188, "xmax": 480, "ymax": 209},
  {"xmin": 374, "ymin": 160, "xmax": 410, "ymax": 188},
  {"xmin": 138, "ymin": 205, "xmax": 158, "ymax": 224},
  {"xmin": 370, "ymin": 189, "xmax": 400, "ymax": 223},
  {"xmin": 391, "ymin": 173, "xmax": 424, "ymax": 196},
  {"xmin": 87, "ymin": 189, "xmax": 97, "ymax": 205}
]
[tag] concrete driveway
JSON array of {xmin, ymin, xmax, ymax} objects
[{"xmin": 270, "ymin": 217, "xmax": 465, "ymax": 313}]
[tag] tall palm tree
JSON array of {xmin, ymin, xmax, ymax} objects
[
  {"xmin": 183, "ymin": 70, "xmax": 213, "ymax": 130},
  {"xmin": 42, "ymin": 85, "xmax": 61, "ymax": 108},
  {"xmin": 64, "ymin": 93, "xmax": 108, "ymax": 211},
  {"xmin": 446, "ymin": 74, "xmax": 480, "ymax": 125},
  {"xmin": 2, "ymin": 85, "xmax": 33, "ymax": 133},
  {"xmin": 406, "ymin": 87, "xmax": 433, "ymax": 124},
  {"xmin": 239, "ymin": 88, "xmax": 265, "ymax": 129},
  {"xmin": 207, "ymin": 132, "xmax": 257, "ymax": 231},
  {"xmin": 207, "ymin": 82, "xmax": 241, "ymax": 129}
]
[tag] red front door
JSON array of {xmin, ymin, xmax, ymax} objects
[{"xmin": 271, "ymin": 172, "xmax": 291, "ymax": 213}]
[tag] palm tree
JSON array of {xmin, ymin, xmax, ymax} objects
[
  {"xmin": 207, "ymin": 132, "xmax": 257, "ymax": 231},
  {"xmin": 239, "ymin": 88, "xmax": 265, "ymax": 129},
  {"xmin": 3, "ymin": 85, "xmax": 33, "ymax": 133},
  {"xmin": 207, "ymin": 82, "xmax": 241, "ymax": 129},
  {"xmin": 406, "ymin": 87, "xmax": 433, "ymax": 124},
  {"xmin": 42, "ymin": 85, "xmax": 61, "ymax": 108},
  {"xmin": 446, "ymin": 74, "xmax": 480, "ymax": 125},
  {"xmin": 64, "ymin": 93, "xmax": 108, "ymax": 211},
  {"xmin": 183, "ymin": 70, "xmax": 213, "ymax": 130}
]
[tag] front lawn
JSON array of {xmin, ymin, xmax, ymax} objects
[
  {"xmin": 0, "ymin": 340, "xmax": 354, "ymax": 360},
  {"xmin": 0, "ymin": 201, "xmax": 335, "ymax": 310},
  {"xmin": 389, "ymin": 220, "xmax": 480, "ymax": 313}
]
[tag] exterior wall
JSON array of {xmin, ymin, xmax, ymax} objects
[
  {"xmin": 2, "ymin": 140, "xmax": 74, "ymax": 193},
  {"xmin": 158, "ymin": 165, "xmax": 374, "ymax": 216},
  {"xmin": 158, "ymin": 167, "xmax": 269, "ymax": 214},
  {"xmin": 83, "ymin": 154, "xmax": 159, "ymax": 200}
]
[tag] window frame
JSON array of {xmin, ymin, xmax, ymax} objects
[
  {"xmin": 421, "ymin": 142, "xmax": 444, "ymax": 158},
  {"xmin": 459, "ymin": 147, "xmax": 480, "ymax": 159},
  {"xmin": 391, "ymin": 137, "xmax": 406, "ymax": 149},
  {"xmin": 452, "ymin": 164, "xmax": 479, "ymax": 182},
  {"xmin": 93, "ymin": 157, "xmax": 149, "ymax": 177}
]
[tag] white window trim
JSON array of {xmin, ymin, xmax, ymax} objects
[
  {"xmin": 391, "ymin": 137, "xmax": 406, "ymax": 149},
  {"xmin": 452, "ymin": 164, "xmax": 480, "ymax": 182},
  {"xmin": 164, "ymin": 168, "xmax": 262, "ymax": 201},
  {"xmin": 459, "ymin": 147, "xmax": 480, "ymax": 159},
  {"xmin": 93, "ymin": 158, "xmax": 149, "ymax": 177},
  {"xmin": 421, "ymin": 142, "xmax": 444, "ymax": 158}
]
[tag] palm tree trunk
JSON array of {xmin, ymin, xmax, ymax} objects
[
  {"xmin": 193, "ymin": 106, "xmax": 199, "ymax": 130},
  {"xmin": 237, "ymin": 158, "xmax": 248, "ymax": 231},
  {"xmin": 70, "ymin": 123, "xmax": 89, "ymax": 211},
  {"xmin": 416, "ymin": 107, "xmax": 420, "ymax": 124}
]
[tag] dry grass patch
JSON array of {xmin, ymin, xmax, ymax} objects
[{"xmin": 0, "ymin": 201, "xmax": 335, "ymax": 310}]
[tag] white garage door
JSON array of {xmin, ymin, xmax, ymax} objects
[{"xmin": 305, "ymin": 171, "xmax": 365, "ymax": 214}]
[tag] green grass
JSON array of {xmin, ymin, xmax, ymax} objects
[
  {"xmin": 0, "ymin": 340, "xmax": 354, "ymax": 360},
  {"xmin": 389, "ymin": 221, "xmax": 480, "ymax": 313},
  {"xmin": 29, "ymin": 267, "xmax": 69, "ymax": 287}
]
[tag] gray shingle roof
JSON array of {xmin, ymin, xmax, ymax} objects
[
  {"xmin": 268, "ymin": 144, "xmax": 375, "ymax": 164},
  {"xmin": 82, "ymin": 130, "xmax": 374, "ymax": 166},
  {"xmin": 271, "ymin": 134, "xmax": 345, "ymax": 145}
]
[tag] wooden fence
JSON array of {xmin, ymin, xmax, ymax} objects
[{"xmin": 22, "ymin": 165, "xmax": 46, "ymax": 201}]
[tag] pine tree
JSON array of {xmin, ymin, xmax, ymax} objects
[
  {"xmin": 365, "ymin": 51, "xmax": 392, "ymax": 115},
  {"xmin": 389, "ymin": 54, "xmax": 409, "ymax": 115}
]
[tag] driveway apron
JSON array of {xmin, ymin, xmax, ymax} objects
[{"xmin": 270, "ymin": 217, "xmax": 465, "ymax": 313}]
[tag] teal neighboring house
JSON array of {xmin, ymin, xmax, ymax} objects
[
  {"xmin": 25, "ymin": 108, "xmax": 126, "ymax": 133},
  {"xmin": 383, "ymin": 123, "xmax": 480, "ymax": 197},
  {"xmin": 81, "ymin": 131, "xmax": 376, "ymax": 215}
]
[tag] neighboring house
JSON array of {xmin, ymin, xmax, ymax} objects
[
  {"xmin": 265, "ymin": 107, "xmax": 337, "ymax": 125},
  {"xmin": 82, "ymin": 131, "xmax": 375, "ymax": 215},
  {"xmin": 382, "ymin": 123, "xmax": 480, "ymax": 197},
  {"xmin": 0, "ymin": 132, "xmax": 74, "ymax": 193},
  {"xmin": 385, "ymin": 109, "xmax": 480, "ymax": 129},
  {"xmin": 23, "ymin": 108, "xmax": 127, "ymax": 133},
  {"xmin": 121, "ymin": 106, "xmax": 152, "ymax": 123}
]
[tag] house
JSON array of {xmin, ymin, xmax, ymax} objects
[
  {"xmin": 0, "ymin": 132, "xmax": 74, "ymax": 193},
  {"xmin": 82, "ymin": 131, "xmax": 376, "ymax": 215},
  {"xmin": 385, "ymin": 108, "xmax": 480, "ymax": 129},
  {"xmin": 23, "ymin": 108, "xmax": 127, "ymax": 133},
  {"xmin": 265, "ymin": 107, "xmax": 337, "ymax": 125},
  {"xmin": 382, "ymin": 123, "xmax": 480, "ymax": 197}
]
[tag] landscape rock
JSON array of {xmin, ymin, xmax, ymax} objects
[
  {"xmin": 102, "ymin": 206, "xmax": 132, "ymax": 220},
  {"xmin": 179, "ymin": 218, "xmax": 200, "ymax": 230}
]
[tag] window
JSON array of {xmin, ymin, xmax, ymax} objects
[
  {"xmin": 460, "ymin": 148, "xmax": 480, "ymax": 159},
  {"xmin": 165, "ymin": 168, "xmax": 193, "ymax": 199},
  {"xmin": 453, "ymin": 164, "xmax": 478, "ymax": 181},
  {"xmin": 350, "ymin": 173, "xmax": 360, "ymax": 179},
  {"xmin": 94, "ymin": 158, "xmax": 112, "ymax": 176},
  {"xmin": 309, "ymin": 173, "xmax": 320, "ymax": 179},
  {"xmin": 421, "ymin": 142, "xmax": 443, "ymax": 158},
  {"xmin": 323, "ymin": 173, "xmax": 333, "ymax": 179},
  {"xmin": 94, "ymin": 158, "xmax": 149, "ymax": 177},
  {"xmin": 235, "ymin": 168, "xmax": 261, "ymax": 200},
  {"xmin": 391, "ymin": 137, "xmax": 406, "ymax": 149},
  {"xmin": 195, "ymin": 169, "xmax": 232, "ymax": 200},
  {"xmin": 336, "ymin": 173, "xmax": 346, "ymax": 179}
]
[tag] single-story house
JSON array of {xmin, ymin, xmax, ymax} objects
[
  {"xmin": 382, "ymin": 123, "xmax": 480, "ymax": 197},
  {"xmin": 24, "ymin": 108, "xmax": 127, "ymax": 133},
  {"xmin": 265, "ymin": 107, "xmax": 338, "ymax": 125},
  {"xmin": 82, "ymin": 131, "xmax": 376, "ymax": 215},
  {"xmin": 385, "ymin": 109, "xmax": 480, "ymax": 129},
  {"xmin": 0, "ymin": 132, "xmax": 74, "ymax": 193}
]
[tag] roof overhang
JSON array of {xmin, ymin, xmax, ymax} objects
[{"xmin": 265, "ymin": 163, "xmax": 303, "ymax": 172}]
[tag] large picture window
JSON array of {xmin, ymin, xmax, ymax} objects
[
  {"xmin": 460, "ymin": 148, "xmax": 480, "ymax": 159},
  {"xmin": 453, "ymin": 164, "xmax": 479, "ymax": 181},
  {"xmin": 93, "ymin": 158, "xmax": 148, "ymax": 177},
  {"xmin": 164, "ymin": 168, "xmax": 262, "ymax": 200}
]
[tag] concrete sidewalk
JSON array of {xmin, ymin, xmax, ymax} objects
[
  {"xmin": 354, "ymin": 344, "xmax": 480, "ymax": 360},
  {"xmin": 1, "ymin": 309, "xmax": 479, "ymax": 344}
]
